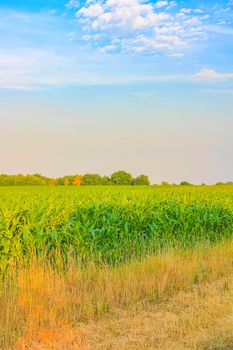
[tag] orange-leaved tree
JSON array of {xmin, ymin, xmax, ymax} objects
[{"xmin": 73, "ymin": 175, "xmax": 83, "ymax": 186}]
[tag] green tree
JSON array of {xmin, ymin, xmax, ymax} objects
[
  {"xmin": 101, "ymin": 176, "xmax": 111, "ymax": 185},
  {"xmin": 134, "ymin": 175, "xmax": 150, "ymax": 186},
  {"xmin": 111, "ymin": 171, "xmax": 133, "ymax": 185},
  {"xmin": 81, "ymin": 174, "xmax": 102, "ymax": 186},
  {"xmin": 180, "ymin": 181, "xmax": 193, "ymax": 186}
]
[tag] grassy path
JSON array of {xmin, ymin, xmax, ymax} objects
[
  {"xmin": 11, "ymin": 271, "xmax": 233, "ymax": 349},
  {"xmin": 1, "ymin": 240, "xmax": 233, "ymax": 349},
  {"xmin": 83, "ymin": 274, "xmax": 233, "ymax": 349}
]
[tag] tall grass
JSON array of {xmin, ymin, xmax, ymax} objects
[
  {"xmin": 0, "ymin": 186, "xmax": 232, "ymax": 268},
  {"xmin": 2, "ymin": 240, "xmax": 233, "ymax": 349}
]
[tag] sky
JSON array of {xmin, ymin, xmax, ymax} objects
[{"xmin": 0, "ymin": 0, "xmax": 233, "ymax": 184}]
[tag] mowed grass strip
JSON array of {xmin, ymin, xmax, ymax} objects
[{"xmin": 1, "ymin": 240, "xmax": 233, "ymax": 349}]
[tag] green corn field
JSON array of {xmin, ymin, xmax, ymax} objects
[{"xmin": 0, "ymin": 185, "xmax": 233, "ymax": 270}]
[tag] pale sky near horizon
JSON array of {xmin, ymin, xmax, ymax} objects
[{"xmin": 0, "ymin": 0, "xmax": 233, "ymax": 184}]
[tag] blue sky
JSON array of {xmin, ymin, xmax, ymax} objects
[{"xmin": 0, "ymin": 0, "xmax": 233, "ymax": 183}]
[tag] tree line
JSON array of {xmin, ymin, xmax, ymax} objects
[
  {"xmin": 0, "ymin": 173, "xmax": 231, "ymax": 186},
  {"xmin": 0, "ymin": 171, "xmax": 150, "ymax": 186}
]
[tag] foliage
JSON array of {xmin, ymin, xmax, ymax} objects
[
  {"xmin": 111, "ymin": 171, "xmax": 133, "ymax": 185},
  {"xmin": 0, "ymin": 185, "xmax": 232, "ymax": 269},
  {"xmin": 0, "ymin": 172, "xmax": 147, "ymax": 186},
  {"xmin": 73, "ymin": 175, "xmax": 82, "ymax": 186},
  {"xmin": 0, "ymin": 173, "xmax": 231, "ymax": 187},
  {"xmin": 133, "ymin": 174, "xmax": 150, "ymax": 186},
  {"xmin": 180, "ymin": 181, "xmax": 193, "ymax": 186},
  {"xmin": 81, "ymin": 174, "xmax": 103, "ymax": 186},
  {"xmin": 0, "ymin": 174, "xmax": 48, "ymax": 186}
]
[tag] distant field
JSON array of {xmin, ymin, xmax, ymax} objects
[{"xmin": 0, "ymin": 185, "xmax": 232, "ymax": 269}]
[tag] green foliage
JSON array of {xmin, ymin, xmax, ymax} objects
[
  {"xmin": 0, "ymin": 172, "xmax": 147, "ymax": 186},
  {"xmin": 56, "ymin": 175, "xmax": 76, "ymax": 186},
  {"xmin": 133, "ymin": 175, "xmax": 150, "ymax": 186},
  {"xmin": 111, "ymin": 171, "xmax": 133, "ymax": 185},
  {"xmin": 101, "ymin": 176, "xmax": 111, "ymax": 185},
  {"xmin": 215, "ymin": 182, "xmax": 233, "ymax": 186},
  {"xmin": 0, "ymin": 185, "xmax": 232, "ymax": 269},
  {"xmin": 82, "ymin": 174, "xmax": 103, "ymax": 186},
  {"xmin": 180, "ymin": 181, "xmax": 193, "ymax": 186},
  {"xmin": 0, "ymin": 174, "xmax": 48, "ymax": 186},
  {"xmin": 0, "ymin": 173, "xmax": 231, "ymax": 187}
]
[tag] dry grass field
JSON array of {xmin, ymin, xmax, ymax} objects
[{"xmin": 1, "ymin": 240, "xmax": 233, "ymax": 350}]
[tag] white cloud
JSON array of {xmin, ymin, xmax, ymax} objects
[
  {"xmin": 193, "ymin": 69, "xmax": 233, "ymax": 81},
  {"xmin": 180, "ymin": 8, "xmax": 192, "ymax": 14},
  {"xmin": 117, "ymin": 34, "xmax": 186, "ymax": 53},
  {"xmin": 78, "ymin": 4, "xmax": 104, "ymax": 17},
  {"xmin": 106, "ymin": 0, "xmax": 139, "ymax": 6},
  {"xmin": 193, "ymin": 9, "xmax": 204, "ymax": 14},
  {"xmin": 74, "ymin": 0, "xmax": 211, "ymax": 54},
  {"xmin": 168, "ymin": 52, "xmax": 184, "ymax": 58},
  {"xmin": 167, "ymin": 1, "xmax": 177, "ymax": 9},
  {"xmin": 154, "ymin": 1, "xmax": 168, "ymax": 9},
  {"xmin": 65, "ymin": 0, "xmax": 80, "ymax": 9}
]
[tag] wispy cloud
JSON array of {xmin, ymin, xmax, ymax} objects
[
  {"xmin": 65, "ymin": 0, "xmax": 80, "ymax": 9},
  {"xmin": 193, "ymin": 69, "xmax": 233, "ymax": 81},
  {"xmin": 0, "ymin": 48, "xmax": 186, "ymax": 89},
  {"xmin": 1, "ymin": 44, "xmax": 233, "ymax": 90},
  {"xmin": 155, "ymin": 1, "xmax": 169, "ymax": 9},
  {"xmin": 202, "ymin": 88, "xmax": 233, "ymax": 94}
]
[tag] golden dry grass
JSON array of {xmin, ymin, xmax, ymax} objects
[
  {"xmin": 14, "ymin": 326, "xmax": 88, "ymax": 350},
  {"xmin": 2, "ymin": 241, "xmax": 233, "ymax": 349},
  {"xmin": 84, "ymin": 276, "xmax": 233, "ymax": 349}
]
